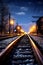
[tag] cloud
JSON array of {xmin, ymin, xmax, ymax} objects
[
  {"xmin": 20, "ymin": 7, "xmax": 28, "ymax": 11},
  {"xmin": 15, "ymin": 12, "xmax": 25, "ymax": 15}
]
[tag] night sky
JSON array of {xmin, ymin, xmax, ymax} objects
[{"xmin": 0, "ymin": 0, "xmax": 43, "ymax": 32}]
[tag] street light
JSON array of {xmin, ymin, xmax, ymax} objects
[
  {"xmin": 10, "ymin": 19, "xmax": 14, "ymax": 33},
  {"xmin": 10, "ymin": 19, "xmax": 14, "ymax": 25},
  {"xmin": 17, "ymin": 26, "xmax": 20, "ymax": 30}
]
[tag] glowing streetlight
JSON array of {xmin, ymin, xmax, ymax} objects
[
  {"xmin": 28, "ymin": 24, "xmax": 36, "ymax": 34},
  {"xmin": 10, "ymin": 19, "xmax": 14, "ymax": 33},
  {"xmin": 17, "ymin": 26, "xmax": 21, "ymax": 30},
  {"xmin": 10, "ymin": 19, "xmax": 14, "ymax": 25}
]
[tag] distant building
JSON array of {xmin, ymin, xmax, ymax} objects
[{"xmin": 36, "ymin": 17, "xmax": 43, "ymax": 35}]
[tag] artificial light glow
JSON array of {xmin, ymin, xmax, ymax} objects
[
  {"xmin": 24, "ymin": 32, "xmax": 27, "ymax": 34},
  {"xmin": 28, "ymin": 24, "xmax": 36, "ymax": 34},
  {"xmin": 20, "ymin": 29, "xmax": 24, "ymax": 32},
  {"xmin": 17, "ymin": 26, "xmax": 20, "ymax": 30},
  {"xmin": 10, "ymin": 19, "xmax": 14, "ymax": 25}
]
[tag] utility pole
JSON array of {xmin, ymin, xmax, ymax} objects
[
  {"xmin": 12, "ymin": 19, "xmax": 14, "ymax": 34},
  {"xmin": 9, "ymin": 13, "xmax": 11, "ymax": 34}
]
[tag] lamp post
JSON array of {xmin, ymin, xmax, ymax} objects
[
  {"xmin": 10, "ymin": 19, "xmax": 14, "ymax": 34},
  {"xmin": 9, "ymin": 13, "xmax": 10, "ymax": 34}
]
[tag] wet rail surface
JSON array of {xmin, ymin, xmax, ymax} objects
[{"xmin": 2, "ymin": 35, "xmax": 39, "ymax": 65}]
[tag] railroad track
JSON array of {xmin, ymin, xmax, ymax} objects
[
  {"xmin": 0, "ymin": 36, "xmax": 18, "ymax": 52},
  {"xmin": 0, "ymin": 34, "xmax": 43, "ymax": 65}
]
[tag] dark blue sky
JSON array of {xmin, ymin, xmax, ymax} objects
[{"xmin": 0, "ymin": 0, "xmax": 43, "ymax": 32}]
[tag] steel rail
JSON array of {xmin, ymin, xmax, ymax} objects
[
  {"xmin": 0, "ymin": 34, "xmax": 24, "ymax": 64},
  {"xmin": 28, "ymin": 35, "xmax": 43, "ymax": 65},
  {"xmin": 0, "ymin": 34, "xmax": 43, "ymax": 65}
]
